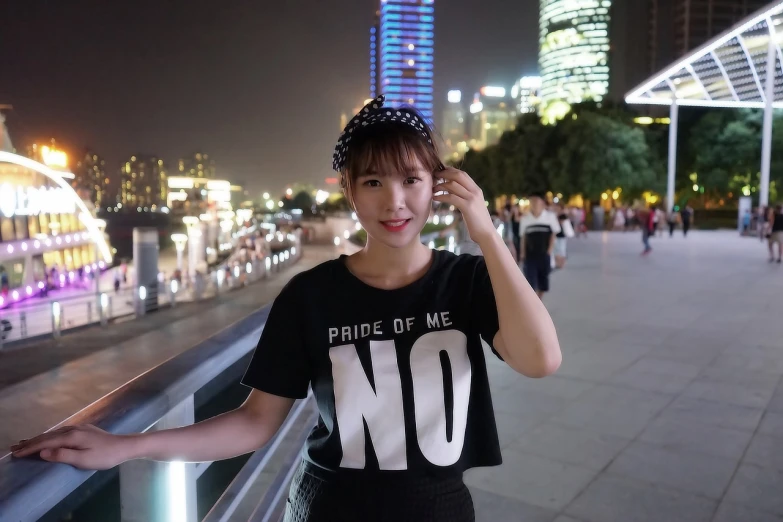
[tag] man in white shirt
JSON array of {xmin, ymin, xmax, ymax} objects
[{"xmin": 519, "ymin": 192, "xmax": 561, "ymax": 299}]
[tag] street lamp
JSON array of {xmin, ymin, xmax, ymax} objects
[
  {"xmin": 171, "ymin": 233, "xmax": 188, "ymax": 272},
  {"xmin": 182, "ymin": 216, "xmax": 200, "ymax": 227},
  {"xmin": 183, "ymin": 216, "xmax": 203, "ymax": 279}
]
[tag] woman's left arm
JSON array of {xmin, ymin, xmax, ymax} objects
[{"xmin": 434, "ymin": 169, "xmax": 562, "ymax": 378}]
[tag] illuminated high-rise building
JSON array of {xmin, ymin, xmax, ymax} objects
[
  {"xmin": 120, "ymin": 155, "xmax": 168, "ymax": 209},
  {"xmin": 538, "ymin": 0, "xmax": 612, "ymax": 122},
  {"xmin": 178, "ymin": 152, "xmax": 216, "ymax": 179},
  {"xmin": 73, "ymin": 151, "xmax": 110, "ymax": 208},
  {"xmin": 467, "ymin": 87, "xmax": 517, "ymax": 151},
  {"xmin": 370, "ymin": 0, "xmax": 435, "ymax": 120},
  {"xmin": 442, "ymin": 90, "xmax": 468, "ymax": 162},
  {"xmin": 511, "ymin": 76, "xmax": 543, "ymax": 114}
]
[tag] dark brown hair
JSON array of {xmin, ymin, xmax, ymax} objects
[{"xmin": 340, "ymin": 113, "xmax": 441, "ymax": 208}]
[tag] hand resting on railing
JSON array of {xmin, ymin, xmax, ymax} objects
[{"xmin": 9, "ymin": 389, "xmax": 294, "ymax": 470}]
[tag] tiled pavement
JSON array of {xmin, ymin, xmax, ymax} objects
[{"xmin": 466, "ymin": 230, "xmax": 783, "ymax": 522}]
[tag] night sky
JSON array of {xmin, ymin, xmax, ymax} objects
[{"xmin": 0, "ymin": 0, "xmax": 539, "ymax": 196}]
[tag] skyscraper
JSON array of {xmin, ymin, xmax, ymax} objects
[
  {"xmin": 663, "ymin": 0, "xmax": 769, "ymax": 65},
  {"xmin": 73, "ymin": 151, "xmax": 110, "ymax": 208},
  {"xmin": 370, "ymin": 0, "xmax": 435, "ymax": 120},
  {"xmin": 467, "ymin": 88, "xmax": 517, "ymax": 152},
  {"xmin": 538, "ymin": 0, "xmax": 612, "ymax": 122},
  {"xmin": 178, "ymin": 152, "xmax": 216, "ymax": 179},
  {"xmin": 442, "ymin": 90, "xmax": 467, "ymax": 162},
  {"xmin": 120, "ymin": 155, "xmax": 168, "ymax": 209},
  {"xmin": 511, "ymin": 76, "xmax": 543, "ymax": 114}
]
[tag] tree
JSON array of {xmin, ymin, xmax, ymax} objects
[
  {"xmin": 290, "ymin": 190, "xmax": 314, "ymax": 210},
  {"xmin": 458, "ymin": 105, "xmax": 662, "ymax": 204},
  {"xmin": 545, "ymin": 111, "xmax": 658, "ymax": 201}
]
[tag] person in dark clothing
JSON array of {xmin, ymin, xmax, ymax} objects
[
  {"xmin": 510, "ymin": 204, "xmax": 521, "ymax": 263},
  {"xmin": 519, "ymin": 193, "xmax": 561, "ymax": 299},
  {"xmin": 767, "ymin": 205, "xmax": 783, "ymax": 263},
  {"xmin": 681, "ymin": 205, "xmax": 693, "ymax": 237},
  {"xmin": 667, "ymin": 207, "xmax": 679, "ymax": 238},
  {"xmin": 641, "ymin": 206, "xmax": 656, "ymax": 255}
]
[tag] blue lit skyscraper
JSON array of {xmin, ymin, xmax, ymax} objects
[{"xmin": 370, "ymin": 0, "xmax": 435, "ymax": 120}]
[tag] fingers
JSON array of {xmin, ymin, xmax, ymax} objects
[
  {"xmin": 435, "ymin": 181, "xmax": 473, "ymax": 201},
  {"xmin": 10, "ymin": 426, "xmax": 80, "ymax": 458},
  {"xmin": 433, "ymin": 193, "xmax": 465, "ymax": 209},
  {"xmin": 40, "ymin": 447, "xmax": 84, "ymax": 467},
  {"xmin": 439, "ymin": 168, "xmax": 479, "ymax": 191}
]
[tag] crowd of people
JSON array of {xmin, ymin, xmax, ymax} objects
[{"xmin": 449, "ymin": 195, "xmax": 587, "ymax": 301}]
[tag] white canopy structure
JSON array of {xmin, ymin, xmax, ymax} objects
[{"xmin": 626, "ymin": 0, "xmax": 783, "ymax": 210}]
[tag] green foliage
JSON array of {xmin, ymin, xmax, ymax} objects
[
  {"xmin": 290, "ymin": 190, "xmax": 314, "ymax": 210},
  {"xmin": 459, "ymin": 104, "xmax": 663, "ymax": 203}
]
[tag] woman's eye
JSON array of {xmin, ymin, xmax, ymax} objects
[
  {"xmin": 404, "ymin": 177, "xmax": 421, "ymax": 185},
  {"xmin": 364, "ymin": 180, "xmax": 381, "ymax": 187}
]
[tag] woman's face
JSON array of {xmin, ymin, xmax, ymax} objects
[{"xmin": 351, "ymin": 156, "xmax": 434, "ymax": 249}]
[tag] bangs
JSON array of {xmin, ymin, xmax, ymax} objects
[{"xmin": 343, "ymin": 123, "xmax": 442, "ymax": 181}]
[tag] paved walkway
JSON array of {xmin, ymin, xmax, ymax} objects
[
  {"xmin": 0, "ymin": 246, "xmax": 336, "ymax": 453},
  {"xmin": 466, "ymin": 230, "xmax": 783, "ymax": 522}
]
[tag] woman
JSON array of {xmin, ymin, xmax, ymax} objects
[
  {"xmin": 10, "ymin": 96, "xmax": 561, "ymax": 522},
  {"xmin": 553, "ymin": 206, "xmax": 571, "ymax": 269}
]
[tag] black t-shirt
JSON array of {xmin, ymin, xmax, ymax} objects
[
  {"xmin": 556, "ymin": 214, "xmax": 568, "ymax": 238},
  {"xmin": 519, "ymin": 211, "xmax": 561, "ymax": 258},
  {"xmin": 242, "ymin": 250, "xmax": 503, "ymax": 478},
  {"xmin": 772, "ymin": 212, "xmax": 783, "ymax": 232}
]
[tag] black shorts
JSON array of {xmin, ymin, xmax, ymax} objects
[
  {"xmin": 284, "ymin": 462, "xmax": 475, "ymax": 522},
  {"xmin": 523, "ymin": 256, "xmax": 551, "ymax": 292}
]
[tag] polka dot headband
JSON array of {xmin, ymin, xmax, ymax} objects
[{"xmin": 332, "ymin": 94, "xmax": 433, "ymax": 172}]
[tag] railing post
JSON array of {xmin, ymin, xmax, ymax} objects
[
  {"xmin": 170, "ymin": 280, "xmax": 178, "ymax": 308},
  {"xmin": 20, "ymin": 311, "xmax": 27, "ymax": 338},
  {"xmin": 100, "ymin": 293, "xmax": 109, "ymax": 326},
  {"xmin": 87, "ymin": 301, "xmax": 93, "ymax": 324},
  {"xmin": 119, "ymin": 396, "xmax": 197, "ymax": 522},
  {"xmin": 52, "ymin": 301, "xmax": 62, "ymax": 339},
  {"xmin": 136, "ymin": 286, "xmax": 147, "ymax": 318}
]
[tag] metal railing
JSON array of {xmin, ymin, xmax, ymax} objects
[
  {"xmin": 0, "ymin": 243, "xmax": 301, "ymax": 348},
  {"xmin": 0, "ymin": 247, "xmax": 309, "ymax": 522}
]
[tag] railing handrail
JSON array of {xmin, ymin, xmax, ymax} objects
[
  {"xmin": 0, "ymin": 301, "xmax": 273, "ymax": 522},
  {"xmin": 203, "ymin": 397, "xmax": 314, "ymax": 522}
]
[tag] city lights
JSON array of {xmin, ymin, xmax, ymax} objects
[
  {"xmin": 480, "ymin": 86, "xmax": 506, "ymax": 98},
  {"xmin": 448, "ymin": 90, "xmax": 462, "ymax": 103},
  {"xmin": 40, "ymin": 145, "xmax": 68, "ymax": 169},
  {"xmin": 539, "ymin": 0, "xmax": 611, "ymax": 122},
  {"xmin": 372, "ymin": 0, "xmax": 435, "ymax": 119}
]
